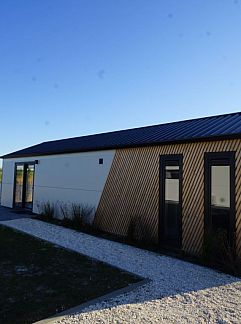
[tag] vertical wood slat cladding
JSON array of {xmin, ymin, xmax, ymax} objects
[{"xmin": 94, "ymin": 139, "xmax": 241, "ymax": 256}]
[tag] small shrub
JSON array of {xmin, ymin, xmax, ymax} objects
[
  {"xmin": 38, "ymin": 201, "xmax": 55, "ymax": 221},
  {"xmin": 202, "ymin": 229, "xmax": 241, "ymax": 276},
  {"xmin": 59, "ymin": 203, "xmax": 72, "ymax": 227},
  {"xmin": 36, "ymin": 200, "xmax": 98, "ymax": 234},
  {"xmin": 126, "ymin": 216, "xmax": 138, "ymax": 242},
  {"xmin": 71, "ymin": 203, "xmax": 83, "ymax": 229},
  {"xmin": 70, "ymin": 203, "xmax": 95, "ymax": 230},
  {"xmin": 81, "ymin": 204, "xmax": 95, "ymax": 224},
  {"xmin": 126, "ymin": 215, "xmax": 155, "ymax": 248},
  {"xmin": 62, "ymin": 217, "xmax": 73, "ymax": 227},
  {"xmin": 52, "ymin": 202, "xmax": 96, "ymax": 230},
  {"xmin": 138, "ymin": 221, "xmax": 155, "ymax": 247}
]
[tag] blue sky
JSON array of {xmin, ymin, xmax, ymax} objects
[{"xmin": 1, "ymin": 1, "xmax": 241, "ymax": 160}]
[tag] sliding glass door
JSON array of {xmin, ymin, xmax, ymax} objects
[{"xmin": 14, "ymin": 162, "xmax": 35, "ymax": 210}]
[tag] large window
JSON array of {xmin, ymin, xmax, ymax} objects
[{"xmin": 205, "ymin": 152, "xmax": 235, "ymax": 245}]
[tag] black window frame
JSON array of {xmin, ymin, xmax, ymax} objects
[
  {"xmin": 159, "ymin": 154, "xmax": 183, "ymax": 249},
  {"xmin": 13, "ymin": 161, "xmax": 36, "ymax": 210},
  {"xmin": 204, "ymin": 151, "xmax": 236, "ymax": 247}
]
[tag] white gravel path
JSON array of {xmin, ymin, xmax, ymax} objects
[{"xmin": 1, "ymin": 218, "xmax": 241, "ymax": 323}]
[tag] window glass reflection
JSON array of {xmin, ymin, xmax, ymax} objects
[
  {"xmin": 165, "ymin": 166, "xmax": 179, "ymax": 203},
  {"xmin": 211, "ymin": 166, "xmax": 230, "ymax": 208},
  {"xmin": 15, "ymin": 165, "xmax": 24, "ymax": 204},
  {"xmin": 25, "ymin": 165, "xmax": 34, "ymax": 207}
]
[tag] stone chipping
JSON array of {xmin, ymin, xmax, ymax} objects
[{"xmin": 1, "ymin": 218, "xmax": 241, "ymax": 323}]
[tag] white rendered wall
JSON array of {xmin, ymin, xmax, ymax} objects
[
  {"xmin": 0, "ymin": 150, "xmax": 115, "ymax": 219},
  {"xmin": 1, "ymin": 158, "xmax": 14, "ymax": 208}
]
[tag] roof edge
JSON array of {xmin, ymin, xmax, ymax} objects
[
  {"xmin": 2, "ymin": 133, "xmax": 241, "ymax": 160},
  {"xmin": 19, "ymin": 111, "xmax": 241, "ymax": 145}
]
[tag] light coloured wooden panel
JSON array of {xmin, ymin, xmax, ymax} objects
[{"xmin": 94, "ymin": 139, "xmax": 241, "ymax": 256}]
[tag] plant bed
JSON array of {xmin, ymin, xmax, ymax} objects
[
  {"xmin": 34, "ymin": 214, "xmax": 161, "ymax": 252},
  {"xmin": 33, "ymin": 214, "xmax": 241, "ymax": 278},
  {"xmin": 0, "ymin": 225, "xmax": 140, "ymax": 324}
]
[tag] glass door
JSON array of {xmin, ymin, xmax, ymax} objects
[
  {"xmin": 205, "ymin": 152, "xmax": 235, "ymax": 246},
  {"xmin": 14, "ymin": 163, "xmax": 35, "ymax": 210},
  {"xmin": 159, "ymin": 155, "xmax": 183, "ymax": 248},
  {"xmin": 24, "ymin": 164, "xmax": 35, "ymax": 210},
  {"xmin": 14, "ymin": 164, "xmax": 24, "ymax": 208}
]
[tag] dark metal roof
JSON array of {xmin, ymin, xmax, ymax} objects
[{"xmin": 2, "ymin": 112, "xmax": 241, "ymax": 159}]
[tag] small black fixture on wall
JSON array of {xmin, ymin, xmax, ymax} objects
[
  {"xmin": 99, "ymin": 158, "xmax": 103, "ymax": 165},
  {"xmin": 35, "ymin": 160, "xmax": 39, "ymax": 164}
]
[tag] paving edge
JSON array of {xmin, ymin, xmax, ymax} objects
[{"xmin": 34, "ymin": 278, "xmax": 150, "ymax": 324}]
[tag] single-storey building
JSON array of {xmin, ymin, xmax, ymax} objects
[{"xmin": 1, "ymin": 112, "xmax": 241, "ymax": 257}]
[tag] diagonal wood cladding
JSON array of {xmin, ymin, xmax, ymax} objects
[{"xmin": 94, "ymin": 139, "xmax": 241, "ymax": 257}]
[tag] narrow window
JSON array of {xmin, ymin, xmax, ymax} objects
[
  {"xmin": 160, "ymin": 155, "xmax": 183, "ymax": 249},
  {"xmin": 205, "ymin": 152, "xmax": 235, "ymax": 245}
]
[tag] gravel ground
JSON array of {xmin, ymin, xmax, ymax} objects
[{"xmin": 1, "ymin": 218, "xmax": 241, "ymax": 323}]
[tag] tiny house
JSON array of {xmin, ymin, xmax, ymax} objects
[{"xmin": 1, "ymin": 112, "xmax": 241, "ymax": 257}]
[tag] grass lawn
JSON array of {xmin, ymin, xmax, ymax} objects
[{"xmin": 0, "ymin": 225, "xmax": 140, "ymax": 324}]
